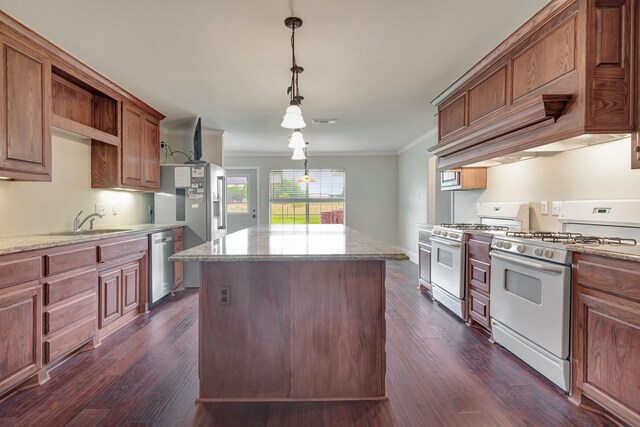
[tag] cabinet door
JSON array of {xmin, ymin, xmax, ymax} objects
[
  {"xmin": 121, "ymin": 103, "xmax": 144, "ymax": 188},
  {"xmin": 174, "ymin": 239, "xmax": 183, "ymax": 290},
  {"xmin": 418, "ymin": 245, "xmax": 431, "ymax": 284},
  {"xmin": 142, "ymin": 116, "xmax": 160, "ymax": 190},
  {"xmin": 121, "ymin": 263, "xmax": 139, "ymax": 314},
  {"xmin": 468, "ymin": 289, "xmax": 490, "ymax": 329},
  {"xmin": 0, "ymin": 34, "xmax": 51, "ymax": 181},
  {"xmin": 0, "ymin": 281, "xmax": 42, "ymax": 396},
  {"xmin": 99, "ymin": 269, "xmax": 121, "ymax": 328},
  {"xmin": 575, "ymin": 290, "xmax": 640, "ymax": 425}
]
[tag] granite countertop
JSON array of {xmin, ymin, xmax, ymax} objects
[
  {"xmin": 567, "ymin": 243, "xmax": 640, "ymax": 263},
  {"xmin": 0, "ymin": 223, "xmax": 183, "ymax": 256},
  {"xmin": 170, "ymin": 224, "xmax": 409, "ymax": 262}
]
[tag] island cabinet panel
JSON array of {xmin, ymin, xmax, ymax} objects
[
  {"xmin": 0, "ymin": 32, "xmax": 51, "ymax": 181},
  {"xmin": 572, "ymin": 253, "xmax": 640, "ymax": 426},
  {"xmin": 98, "ymin": 268, "xmax": 121, "ymax": 328},
  {"xmin": 200, "ymin": 262, "xmax": 291, "ymax": 399},
  {"xmin": 289, "ymin": 261, "xmax": 385, "ymax": 398},
  {"xmin": 0, "ymin": 280, "xmax": 42, "ymax": 397},
  {"xmin": 199, "ymin": 260, "xmax": 387, "ymax": 402}
]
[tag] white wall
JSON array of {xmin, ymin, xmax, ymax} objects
[
  {"xmin": 453, "ymin": 138, "xmax": 640, "ymax": 230},
  {"xmin": 160, "ymin": 131, "xmax": 224, "ymax": 166},
  {"xmin": 397, "ymin": 130, "xmax": 451, "ymax": 263},
  {"xmin": 0, "ymin": 132, "xmax": 153, "ymax": 238},
  {"xmin": 224, "ymin": 154, "xmax": 399, "ymax": 246}
]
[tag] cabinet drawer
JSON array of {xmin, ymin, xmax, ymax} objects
[
  {"xmin": 173, "ymin": 227, "xmax": 183, "ymax": 242},
  {"xmin": 467, "ymin": 237, "xmax": 491, "ymax": 262},
  {"xmin": 45, "ymin": 268, "xmax": 96, "ymax": 306},
  {"xmin": 98, "ymin": 237, "xmax": 147, "ymax": 262},
  {"xmin": 45, "ymin": 246, "xmax": 96, "ymax": 276},
  {"xmin": 0, "ymin": 256, "xmax": 42, "ymax": 289},
  {"xmin": 575, "ymin": 255, "xmax": 640, "ymax": 302},
  {"xmin": 44, "ymin": 316, "xmax": 94, "ymax": 364},
  {"xmin": 44, "ymin": 293, "xmax": 95, "ymax": 335},
  {"xmin": 468, "ymin": 258, "xmax": 490, "ymax": 294},
  {"xmin": 469, "ymin": 289, "xmax": 490, "ymax": 330}
]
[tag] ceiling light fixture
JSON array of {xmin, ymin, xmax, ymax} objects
[
  {"xmin": 287, "ymin": 129, "xmax": 306, "ymax": 149},
  {"xmin": 297, "ymin": 142, "xmax": 315, "ymax": 183},
  {"xmin": 281, "ymin": 17, "xmax": 306, "ymax": 130},
  {"xmin": 291, "ymin": 147, "xmax": 306, "ymax": 160}
]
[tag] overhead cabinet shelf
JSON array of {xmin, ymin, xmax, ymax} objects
[{"xmin": 430, "ymin": 0, "xmax": 639, "ymax": 170}]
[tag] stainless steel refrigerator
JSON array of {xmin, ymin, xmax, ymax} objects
[{"xmin": 154, "ymin": 163, "xmax": 227, "ymax": 288}]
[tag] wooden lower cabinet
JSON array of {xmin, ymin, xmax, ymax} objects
[
  {"xmin": 99, "ymin": 268, "xmax": 121, "ymax": 328},
  {"xmin": 173, "ymin": 227, "xmax": 184, "ymax": 290},
  {"xmin": 572, "ymin": 253, "xmax": 640, "ymax": 426},
  {"xmin": 99, "ymin": 260, "xmax": 142, "ymax": 328},
  {"xmin": 466, "ymin": 233, "xmax": 492, "ymax": 332},
  {"xmin": 418, "ymin": 243, "xmax": 431, "ymax": 295},
  {"xmin": 0, "ymin": 280, "xmax": 43, "ymax": 396}
]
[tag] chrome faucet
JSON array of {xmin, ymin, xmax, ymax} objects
[{"xmin": 73, "ymin": 210, "xmax": 105, "ymax": 232}]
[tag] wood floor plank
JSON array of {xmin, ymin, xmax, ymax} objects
[{"xmin": 0, "ymin": 261, "xmax": 613, "ymax": 426}]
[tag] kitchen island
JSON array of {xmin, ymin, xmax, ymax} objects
[{"xmin": 170, "ymin": 224, "xmax": 408, "ymax": 403}]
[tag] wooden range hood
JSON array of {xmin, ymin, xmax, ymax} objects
[{"xmin": 429, "ymin": 0, "xmax": 640, "ymax": 171}]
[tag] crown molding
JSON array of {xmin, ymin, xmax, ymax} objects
[
  {"xmin": 224, "ymin": 150, "xmax": 399, "ymax": 157},
  {"xmin": 397, "ymin": 127, "xmax": 438, "ymax": 154}
]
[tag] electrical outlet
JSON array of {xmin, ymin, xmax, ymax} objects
[
  {"xmin": 552, "ymin": 201, "xmax": 562, "ymax": 216},
  {"xmin": 540, "ymin": 201, "xmax": 548, "ymax": 215},
  {"xmin": 95, "ymin": 203, "xmax": 106, "ymax": 215},
  {"xmin": 218, "ymin": 286, "xmax": 231, "ymax": 306},
  {"xmin": 112, "ymin": 205, "xmax": 118, "ymax": 215}
]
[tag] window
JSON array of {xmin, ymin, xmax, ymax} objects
[
  {"xmin": 227, "ymin": 176, "xmax": 249, "ymax": 213},
  {"xmin": 269, "ymin": 169, "xmax": 345, "ymax": 225}
]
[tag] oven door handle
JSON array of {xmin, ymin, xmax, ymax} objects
[
  {"xmin": 431, "ymin": 237, "xmax": 462, "ymax": 248},
  {"xmin": 490, "ymin": 251, "xmax": 564, "ymax": 274}
]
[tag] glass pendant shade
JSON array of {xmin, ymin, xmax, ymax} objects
[
  {"xmin": 291, "ymin": 147, "xmax": 306, "ymax": 160},
  {"xmin": 288, "ymin": 130, "xmax": 306, "ymax": 149},
  {"xmin": 281, "ymin": 105, "xmax": 307, "ymax": 129},
  {"xmin": 298, "ymin": 173, "xmax": 315, "ymax": 183}
]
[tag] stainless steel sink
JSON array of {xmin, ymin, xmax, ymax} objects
[{"xmin": 44, "ymin": 228, "xmax": 132, "ymax": 236}]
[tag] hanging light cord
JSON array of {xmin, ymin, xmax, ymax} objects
[{"xmin": 289, "ymin": 24, "xmax": 303, "ymax": 105}]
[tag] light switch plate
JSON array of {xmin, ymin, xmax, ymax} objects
[
  {"xmin": 540, "ymin": 201, "xmax": 548, "ymax": 215},
  {"xmin": 95, "ymin": 203, "xmax": 106, "ymax": 215},
  {"xmin": 112, "ymin": 205, "xmax": 118, "ymax": 215},
  {"xmin": 552, "ymin": 201, "xmax": 562, "ymax": 216}
]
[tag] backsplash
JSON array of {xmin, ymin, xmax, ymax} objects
[
  {"xmin": 0, "ymin": 133, "xmax": 153, "ymax": 238},
  {"xmin": 453, "ymin": 138, "xmax": 640, "ymax": 231}
]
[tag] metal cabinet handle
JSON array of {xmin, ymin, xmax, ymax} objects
[{"xmin": 490, "ymin": 250, "xmax": 564, "ymax": 274}]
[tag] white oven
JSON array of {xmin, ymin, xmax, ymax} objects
[
  {"xmin": 430, "ymin": 236, "xmax": 466, "ymax": 319},
  {"xmin": 490, "ymin": 250, "xmax": 571, "ymax": 391}
]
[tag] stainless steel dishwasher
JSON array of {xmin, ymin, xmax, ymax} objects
[{"xmin": 149, "ymin": 230, "xmax": 175, "ymax": 304}]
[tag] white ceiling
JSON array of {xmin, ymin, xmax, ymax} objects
[{"xmin": 0, "ymin": 0, "xmax": 547, "ymax": 154}]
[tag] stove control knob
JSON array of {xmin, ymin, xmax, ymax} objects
[
  {"xmin": 516, "ymin": 245, "xmax": 526, "ymax": 253},
  {"xmin": 503, "ymin": 242, "xmax": 512, "ymax": 249},
  {"xmin": 495, "ymin": 241, "xmax": 503, "ymax": 248},
  {"xmin": 451, "ymin": 233, "xmax": 460, "ymax": 239},
  {"xmin": 434, "ymin": 230, "xmax": 440, "ymax": 236},
  {"xmin": 544, "ymin": 249, "xmax": 555, "ymax": 258},
  {"xmin": 442, "ymin": 231, "xmax": 449, "ymax": 237},
  {"xmin": 534, "ymin": 248, "xmax": 544, "ymax": 256}
]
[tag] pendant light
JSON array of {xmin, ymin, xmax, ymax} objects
[
  {"xmin": 291, "ymin": 147, "xmax": 306, "ymax": 160},
  {"xmin": 287, "ymin": 129, "xmax": 306, "ymax": 149},
  {"xmin": 297, "ymin": 142, "xmax": 315, "ymax": 183},
  {"xmin": 281, "ymin": 17, "xmax": 306, "ymax": 130}
]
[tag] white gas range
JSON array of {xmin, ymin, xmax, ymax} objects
[
  {"xmin": 430, "ymin": 202, "xmax": 530, "ymax": 321},
  {"xmin": 490, "ymin": 199, "xmax": 640, "ymax": 393}
]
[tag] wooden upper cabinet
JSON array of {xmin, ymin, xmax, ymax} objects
[
  {"xmin": 120, "ymin": 102, "xmax": 160, "ymax": 191},
  {"xmin": 142, "ymin": 115, "xmax": 160, "ymax": 190},
  {"xmin": 431, "ymin": 0, "xmax": 637, "ymax": 170},
  {"xmin": 0, "ymin": 33, "xmax": 51, "ymax": 181},
  {"xmin": 122, "ymin": 103, "xmax": 144, "ymax": 188}
]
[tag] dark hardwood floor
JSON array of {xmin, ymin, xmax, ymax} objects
[{"xmin": 0, "ymin": 261, "xmax": 611, "ymax": 427}]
